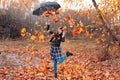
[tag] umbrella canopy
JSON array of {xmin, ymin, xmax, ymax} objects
[{"xmin": 33, "ymin": 1, "xmax": 61, "ymax": 16}]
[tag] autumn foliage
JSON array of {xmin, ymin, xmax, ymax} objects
[{"xmin": 0, "ymin": 0, "xmax": 120, "ymax": 79}]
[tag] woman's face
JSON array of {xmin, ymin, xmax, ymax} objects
[
  {"xmin": 57, "ymin": 29, "xmax": 62, "ymax": 34},
  {"xmin": 57, "ymin": 27, "xmax": 62, "ymax": 34}
]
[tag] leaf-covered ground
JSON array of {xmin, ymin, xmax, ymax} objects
[{"xmin": 0, "ymin": 40, "xmax": 120, "ymax": 80}]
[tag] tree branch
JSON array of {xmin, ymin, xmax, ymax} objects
[{"xmin": 92, "ymin": 0, "xmax": 120, "ymax": 43}]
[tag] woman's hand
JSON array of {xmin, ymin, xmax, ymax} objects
[
  {"xmin": 51, "ymin": 33, "xmax": 55, "ymax": 37},
  {"xmin": 49, "ymin": 33, "xmax": 56, "ymax": 42}
]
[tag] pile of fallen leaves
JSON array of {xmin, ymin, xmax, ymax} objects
[{"xmin": 0, "ymin": 40, "xmax": 120, "ymax": 80}]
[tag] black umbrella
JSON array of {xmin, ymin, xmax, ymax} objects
[{"xmin": 33, "ymin": 1, "xmax": 61, "ymax": 16}]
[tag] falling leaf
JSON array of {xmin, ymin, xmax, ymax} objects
[
  {"xmin": 63, "ymin": 26, "xmax": 67, "ymax": 31},
  {"xmin": 34, "ymin": 30, "xmax": 41, "ymax": 36},
  {"xmin": 21, "ymin": 28, "xmax": 27, "ymax": 37},
  {"xmin": 30, "ymin": 35, "xmax": 36, "ymax": 41},
  {"xmin": 21, "ymin": 33, "xmax": 26, "ymax": 37},
  {"xmin": 67, "ymin": 15, "xmax": 75, "ymax": 26},
  {"xmin": 35, "ymin": 21, "xmax": 41, "ymax": 26},
  {"xmin": 21, "ymin": 27, "xmax": 26, "ymax": 33}
]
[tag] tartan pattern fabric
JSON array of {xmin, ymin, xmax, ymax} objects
[{"xmin": 50, "ymin": 45, "xmax": 62, "ymax": 60}]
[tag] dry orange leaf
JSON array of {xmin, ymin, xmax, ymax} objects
[
  {"xmin": 34, "ymin": 30, "xmax": 41, "ymax": 36},
  {"xmin": 30, "ymin": 35, "xmax": 36, "ymax": 41},
  {"xmin": 67, "ymin": 15, "xmax": 75, "ymax": 26},
  {"xmin": 63, "ymin": 26, "xmax": 67, "ymax": 31},
  {"xmin": 35, "ymin": 21, "xmax": 41, "ymax": 26}
]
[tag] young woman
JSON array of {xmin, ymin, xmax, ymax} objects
[{"xmin": 48, "ymin": 26, "xmax": 73, "ymax": 78}]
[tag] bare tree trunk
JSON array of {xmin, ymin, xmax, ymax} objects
[
  {"xmin": 92, "ymin": 0, "xmax": 120, "ymax": 43},
  {"xmin": 91, "ymin": 0, "xmax": 120, "ymax": 61}
]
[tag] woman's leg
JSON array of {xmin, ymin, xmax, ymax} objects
[
  {"xmin": 53, "ymin": 56, "xmax": 57, "ymax": 78},
  {"xmin": 58, "ymin": 55, "xmax": 67, "ymax": 63},
  {"xmin": 58, "ymin": 51, "xmax": 73, "ymax": 63}
]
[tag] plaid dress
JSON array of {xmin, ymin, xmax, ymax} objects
[{"xmin": 50, "ymin": 40, "xmax": 62, "ymax": 60}]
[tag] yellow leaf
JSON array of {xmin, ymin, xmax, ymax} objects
[
  {"xmin": 21, "ymin": 27, "xmax": 26, "ymax": 33},
  {"xmin": 102, "ymin": 34, "xmax": 105, "ymax": 37},
  {"xmin": 67, "ymin": 76, "xmax": 71, "ymax": 80},
  {"xmin": 26, "ymin": 68, "xmax": 33, "ymax": 73},
  {"xmin": 30, "ymin": 35, "xmax": 36, "ymax": 41},
  {"xmin": 26, "ymin": 32, "xmax": 31, "ymax": 36},
  {"xmin": 63, "ymin": 26, "xmax": 67, "ymax": 31},
  {"xmin": 107, "ymin": 32, "xmax": 110, "ymax": 36},
  {"xmin": 44, "ymin": 26, "xmax": 47, "ymax": 29},
  {"xmin": 96, "ymin": 39, "xmax": 100, "ymax": 44},
  {"xmin": 38, "ymin": 35, "xmax": 46, "ymax": 43},
  {"xmin": 101, "ymin": 38, "xmax": 106, "ymax": 42},
  {"xmin": 21, "ymin": 33, "xmax": 26, "ymax": 37},
  {"xmin": 39, "ymin": 35, "xmax": 44, "ymax": 40}
]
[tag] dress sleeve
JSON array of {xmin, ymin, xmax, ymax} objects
[
  {"xmin": 48, "ymin": 37, "xmax": 54, "ymax": 42},
  {"xmin": 61, "ymin": 32, "xmax": 66, "ymax": 42}
]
